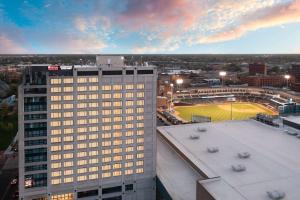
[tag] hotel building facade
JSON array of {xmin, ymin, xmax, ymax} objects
[{"xmin": 18, "ymin": 56, "xmax": 157, "ymax": 200}]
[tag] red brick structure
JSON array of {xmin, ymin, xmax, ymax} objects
[
  {"xmin": 240, "ymin": 75, "xmax": 285, "ymax": 87},
  {"xmin": 249, "ymin": 63, "xmax": 267, "ymax": 76}
]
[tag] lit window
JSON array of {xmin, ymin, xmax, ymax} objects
[
  {"xmin": 102, "ymin": 133, "xmax": 111, "ymax": 139},
  {"xmin": 77, "ymin": 160, "xmax": 87, "ymax": 166},
  {"xmin": 113, "ymin": 85, "xmax": 122, "ymax": 90},
  {"xmin": 63, "ymin": 112, "xmax": 73, "ymax": 118},
  {"xmin": 126, "ymin": 100, "xmax": 134, "ymax": 106},
  {"xmin": 77, "ymin": 127, "xmax": 87, "ymax": 133},
  {"xmin": 126, "ymin": 108, "xmax": 134, "ymax": 114},
  {"xmin": 126, "ymin": 147, "xmax": 134, "ymax": 152},
  {"xmin": 137, "ymin": 130, "xmax": 144, "ymax": 136},
  {"xmin": 137, "ymin": 100, "xmax": 144, "ymax": 106},
  {"xmin": 113, "ymin": 140, "xmax": 122, "ymax": 146},
  {"xmin": 64, "ymin": 170, "xmax": 74, "ymax": 175},
  {"xmin": 89, "ymin": 94, "xmax": 98, "ymax": 99},
  {"xmin": 113, "ymin": 171, "xmax": 121, "ymax": 176},
  {"xmin": 51, "ymin": 79, "xmax": 61, "ymax": 84},
  {"xmin": 125, "ymin": 169, "xmax": 133, "ymax": 175},
  {"xmin": 77, "ymin": 77, "xmax": 87, "ymax": 83},
  {"xmin": 77, "ymin": 119, "xmax": 87, "ymax": 125},
  {"xmin": 77, "ymin": 94, "xmax": 87, "ymax": 100},
  {"xmin": 113, "ymin": 124, "xmax": 122, "ymax": 130},
  {"xmin": 51, "ymin": 129, "xmax": 61, "ymax": 135},
  {"xmin": 77, "ymin": 168, "xmax": 87, "ymax": 174},
  {"xmin": 102, "ymin": 126, "xmax": 111, "ymax": 131},
  {"xmin": 102, "ymin": 157, "xmax": 112, "ymax": 163},
  {"xmin": 89, "ymin": 158, "xmax": 98, "ymax": 164},
  {"xmin": 51, "ymin": 87, "xmax": 61, "ymax": 93},
  {"xmin": 77, "ymin": 143, "xmax": 87, "ymax": 149},
  {"xmin": 63, "ymin": 153, "xmax": 73, "ymax": 159},
  {"xmin": 89, "ymin": 126, "xmax": 98, "ymax": 132},
  {"xmin": 51, "ymin": 146, "xmax": 61, "ymax": 151},
  {"xmin": 102, "ymin": 102, "xmax": 112, "ymax": 107},
  {"xmin": 64, "ymin": 177, "xmax": 73, "ymax": 183},
  {"xmin": 125, "ymin": 131, "xmax": 134, "ymax": 137},
  {"xmin": 126, "ymin": 93, "xmax": 134, "ymax": 98},
  {"xmin": 51, "ymin": 154, "xmax": 61, "ymax": 161},
  {"xmin": 77, "ymin": 111, "xmax": 87, "ymax": 117},
  {"xmin": 102, "ymin": 172, "xmax": 111, "ymax": 178},
  {"xmin": 113, "ymin": 93, "xmax": 122, "ymax": 99},
  {"xmin": 77, "ymin": 175, "xmax": 87, "ymax": 181},
  {"xmin": 77, "ymin": 86, "xmax": 87, "ymax": 92},
  {"xmin": 125, "ymin": 84, "xmax": 134, "ymax": 90},
  {"xmin": 126, "ymin": 116, "xmax": 134, "ymax": 121},
  {"xmin": 126, "ymin": 154, "xmax": 134, "ymax": 160},
  {"xmin": 51, "ymin": 137, "xmax": 61, "ymax": 143},
  {"xmin": 136, "ymin": 168, "xmax": 144, "ymax": 174},
  {"xmin": 51, "ymin": 96, "xmax": 61, "ymax": 101},
  {"xmin": 63, "ymin": 136, "xmax": 73, "ymax": 142},
  {"xmin": 64, "ymin": 144, "xmax": 73, "ymax": 150},
  {"xmin": 137, "ymin": 92, "xmax": 144, "ymax": 98},
  {"xmin": 137, "ymin": 108, "xmax": 144, "ymax": 113},
  {"xmin": 51, "ymin": 112, "xmax": 61, "ymax": 118},
  {"xmin": 89, "ymin": 118, "xmax": 98, "ymax": 124},
  {"xmin": 63, "ymin": 78, "xmax": 73, "ymax": 84},
  {"xmin": 113, "ymin": 109, "xmax": 122, "ymax": 115},
  {"xmin": 113, "ymin": 101, "xmax": 122, "ymax": 107},
  {"xmin": 51, "ymin": 121, "xmax": 61, "ymax": 127},
  {"xmin": 102, "ymin": 141, "xmax": 111, "ymax": 147},
  {"xmin": 102, "ymin": 165, "xmax": 111, "ymax": 170},
  {"xmin": 77, "ymin": 152, "xmax": 87, "ymax": 157},
  {"xmin": 126, "ymin": 124, "xmax": 133, "ymax": 129},
  {"xmin": 103, "ymin": 117, "xmax": 111, "ymax": 123},
  {"xmin": 89, "ymin": 77, "xmax": 98, "ymax": 83},
  {"xmin": 102, "ymin": 149, "xmax": 111, "ymax": 155},
  {"xmin": 102, "ymin": 85, "xmax": 111, "ymax": 90},
  {"xmin": 137, "ymin": 123, "xmax": 144, "ymax": 128},
  {"xmin": 126, "ymin": 139, "xmax": 134, "ymax": 145},
  {"xmin": 137, "ymin": 145, "xmax": 144, "ymax": 151},
  {"xmin": 113, "ymin": 148, "xmax": 122, "ymax": 154},
  {"xmin": 113, "ymin": 132, "xmax": 122, "ymax": 137},
  {"xmin": 137, "ymin": 84, "xmax": 144, "ymax": 89},
  {"xmin": 89, "ymin": 150, "xmax": 98, "ymax": 156},
  {"xmin": 89, "ymin": 167, "xmax": 98, "ymax": 172},
  {"xmin": 137, "ymin": 115, "xmax": 144, "ymax": 121},
  {"xmin": 136, "ymin": 160, "xmax": 144, "ymax": 166},
  {"xmin": 89, "ymin": 134, "xmax": 98, "ymax": 140},
  {"xmin": 137, "ymin": 137, "xmax": 144, "ymax": 143},
  {"xmin": 63, "ymin": 87, "xmax": 73, "ymax": 92},
  {"xmin": 63, "ymin": 95, "xmax": 73, "ymax": 101},
  {"xmin": 77, "ymin": 103, "xmax": 87, "ymax": 108},
  {"xmin": 63, "ymin": 120, "xmax": 73, "ymax": 126},
  {"xmin": 51, "ymin": 163, "xmax": 61, "ymax": 169},
  {"xmin": 113, "ymin": 155, "xmax": 122, "ymax": 161},
  {"xmin": 51, "ymin": 171, "xmax": 61, "ymax": 177},
  {"xmin": 88, "ymin": 110, "xmax": 98, "ymax": 116},
  {"xmin": 89, "ymin": 102, "xmax": 98, "ymax": 107},
  {"xmin": 51, "ymin": 179, "xmax": 61, "ymax": 185},
  {"xmin": 137, "ymin": 153, "xmax": 144, "ymax": 158},
  {"xmin": 102, "ymin": 93, "xmax": 111, "ymax": 99},
  {"xmin": 125, "ymin": 162, "xmax": 133, "ymax": 168},
  {"xmin": 113, "ymin": 163, "xmax": 122, "ymax": 169},
  {"xmin": 88, "ymin": 85, "xmax": 98, "ymax": 91},
  {"xmin": 89, "ymin": 174, "xmax": 98, "ymax": 180},
  {"xmin": 64, "ymin": 128, "xmax": 73, "ymax": 134},
  {"xmin": 63, "ymin": 104, "xmax": 73, "ymax": 109},
  {"xmin": 51, "ymin": 104, "xmax": 61, "ymax": 110},
  {"xmin": 89, "ymin": 142, "xmax": 98, "ymax": 148}
]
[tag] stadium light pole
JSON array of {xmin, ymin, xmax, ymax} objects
[
  {"xmin": 284, "ymin": 74, "xmax": 291, "ymax": 88},
  {"xmin": 219, "ymin": 71, "xmax": 227, "ymax": 87},
  {"xmin": 176, "ymin": 78, "xmax": 183, "ymax": 92},
  {"xmin": 170, "ymin": 83, "xmax": 174, "ymax": 111}
]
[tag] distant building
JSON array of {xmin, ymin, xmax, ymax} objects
[
  {"xmin": 18, "ymin": 56, "xmax": 157, "ymax": 200},
  {"xmin": 240, "ymin": 75, "xmax": 285, "ymax": 87},
  {"xmin": 290, "ymin": 64, "xmax": 300, "ymax": 82},
  {"xmin": 157, "ymin": 121, "xmax": 300, "ymax": 200},
  {"xmin": 249, "ymin": 63, "xmax": 267, "ymax": 76}
]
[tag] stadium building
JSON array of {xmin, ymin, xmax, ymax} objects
[
  {"xmin": 18, "ymin": 56, "xmax": 157, "ymax": 200},
  {"xmin": 157, "ymin": 120, "xmax": 300, "ymax": 200}
]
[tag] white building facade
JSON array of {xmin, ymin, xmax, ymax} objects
[{"xmin": 18, "ymin": 56, "xmax": 157, "ymax": 200}]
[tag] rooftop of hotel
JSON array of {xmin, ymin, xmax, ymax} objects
[{"xmin": 157, "ymin": 120, "xmax": 300, "ymax": 200}]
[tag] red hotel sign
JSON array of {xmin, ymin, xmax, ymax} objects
[{"xmin": 48, "ymin": 65, "xmax": 60, "ymax": 71}]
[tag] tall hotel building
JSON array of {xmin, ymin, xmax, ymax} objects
[{"xmin": 18, "ymin": 56, "xmax": 157, "ymax": 200}]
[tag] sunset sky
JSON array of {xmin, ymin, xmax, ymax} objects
[{"xmin": 0, "ymin": 0, "xmax": 300, "ymax": 54}]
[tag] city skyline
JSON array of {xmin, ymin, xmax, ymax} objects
[{"xmin": 0, "ymin": 0, "xmax": 300, "ymax": 54}]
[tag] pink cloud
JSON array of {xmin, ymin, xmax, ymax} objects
[
  {"xmin": 0, "ymin": 34, "xmax": 28, "ymax": 54},
  {"xmin": 199, "ymin": 0, "xmax": 300, "ymax": 43}
]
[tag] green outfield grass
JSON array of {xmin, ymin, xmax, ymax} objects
[{"xmin": 174, "ymin": 102, "xmax": 277, "ymax": 122}]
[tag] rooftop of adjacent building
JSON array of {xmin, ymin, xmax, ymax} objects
[
  {"xmin": 157, "ymin": 119, "xmax": 300, "ymax": 200},
  {"xmin": 282, "ymin": 115, "xmax": 300, "ymax": 124}
]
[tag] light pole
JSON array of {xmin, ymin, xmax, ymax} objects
[
  {"xmin": 176, "ymin": 78, "xmax": 183, "ymax": 92},
  {"xmin": 284, "ymin": 74, "xmax": 291, "ymax": 88},
  {"xmin": 169, "ymin": 83, "xmax": 174, "ymax": 111},
  {"xmin": 219, "ymin": 71, "xmax": 227, "ymax": 87}
]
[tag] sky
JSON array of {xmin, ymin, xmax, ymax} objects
[{"xmin": 0, "ymin": 0, "xmax": 300, "ymax": 54}]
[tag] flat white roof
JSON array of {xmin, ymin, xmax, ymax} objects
[
  {"xmin": 283, "ymin": 115, "xmax": 300, "ymax": 125},
  {"xmin": 157, "ymin": 120, "xmax": 300, "ymax": 200}
]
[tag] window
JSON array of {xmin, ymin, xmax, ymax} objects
[
  {"xmin": 126, "ymin": 108, "xmax": 133, "ymax": 114},
  {"xmin": 125, "ymin": 131, "xmax": 134, "ymax": 137},
  {"xmin": 51, "ymin": 104, "xmax": 61, "ymax": 110},
  {"xmin": 64, "ymin": 170, "xmax": 73, "ymax": 176},
  {"xmin": 89, "ymin": 102, "xmax": 98, "ymax": 107},
  {"xmin": 126, "ymin": 93, "xmax": 134, "ymax": 98},
  {"xmin": 50, "ymin": 121, "xmax": 61, "ymax": 127},
  {"xmin": 102, "ymin": 157, "xmax": 111, "ymax": 163},
  {"xmin": 102, "ymin": 149, "xmax": 111, "ymax": 155},
  {"xmin": 51, "ymin": 129, "xmax": 61, "ymax": 135},
  {"xmin": 51, "ymin": 79, "xmax": 61, "ymax": 84},
  {"xmin": 126, "ymin": 147, "xmax": 134, "ymax": 152},
  {"xmin": 113, "ymin": 132, "xmax": 122, "ymax": 137},
  {"xmin": 51, "ymin": 193, "xmax": 74, "ymax": 200},
  {"xmin": 102, "ymin": 133, "xmax": 111, "ymax": 139},
  {"xmin": 102, "ymin": 186, "xmax": 122, "ymax": 194},
  {"xmin": 77, "ymin": 168, "xmax": 87, "ymax": 174},
  {"xmin": 113, "ymin": 163, "xmax": 122, "ymax": 169},
  {"xmin": 102, "ymin": 141, "xmax": 111, "ymax": 147},
  {"xmin": 51, "ymin": 96, "xmax": 61, "ymax": 101},
  {"xmin": 64, "ymin": 128, "xmax": 73, "ymax": 134},
  {"xmin": 63, "ymin": 112, "xmax": 73, "ymax": 118},
  {"xmin": 89, "ymin": 142, "xmax": 98, "ymax": 148},
  {"xmin": 113, "ymin": 171, "xmax": 121, "ymax": 177},
  {"xmin": 89, "ymin": 110, "xmax": 98, "ymax": 116},
  {"xmin": 137, "ymin": 153, "xmax": 144, "ymax": 159},
  {"xmin": 77, "ymin": 127, "xmax": 87, "ymax": 133},
  {"xmin": 89, "ymin": 77, "xmax": 98, "ymax": 82},
  {"xmin": 137, "ymin": 130, "xmax": 144, "ymax": 135},
  {"xmin": 125, "ymin": 162, "xmax": 133, "ymax": 168},
  {"xmin": 137, "ymin": 123, "xmax": 144, "ymax": 128},
  {"xmin": 89, "ymin": 94, "xmax": 98, "ymax": 99},
  {"xmin": 51, "ymin": 163, "xmax": 61, "ymax": 169},
  {"xmin": 113, "ymin": 124, "xmax": 122, "ymax": 130},
  {"xmin": 137, "ymin": 92, "xmax": 144, "ymax": 98},
  {"xmin": 89, "ymin": 134, "xmax": 98, "ymax": 140},
  {"xmin": 137, "ymin": 100, "xmax": 144, "ymax": 106},
  {"xmin": 137, "ymin": 84, "xmax": 144, "ymax": 89},
  {"xmin": 126, "ymin": 124, "xmax": 133, "ymax": 129},
  {"xmin": 89, "ymin": 126, "xmax": 98, "ymax": 132},
  {"xmin": 137, "ymin": 137, "xmax": 144, "ymax": 143},
  {"xmin": 77, "ymin": 152, "xmax": 87, "ymax": 158},
  {"xmin": 125, "ymin": 170, "xmax": 133, "ymax": 175},
  {"xmin": 126, "ymin": 139, "xmax": 134, "ymax": 145},
  {"xmin": 63, "ymin": 78, "xmax": 73, "ymax": 84},
  {"xmin": 77, "ymin": 175, "xmax": 87, "ymax": 181},
  {"xmin": 77, "ymin": 119, "xmax": 87, "ymax": 125},
  {"xmin": 102, "ymin": 172, "xmax": 111, "ymax": 178},
  {"xmin": 78, "ymin": 95, "xmax": 87, "ymax": 100},
  {"xmin": 113, "ymin": 93, "xmax": 122, "ymax": 99},
  {"xmin": 102, "ymin": 165, "xmax": 111, "ymax": 170},
  {"xmin": 102, "ymin": 85, "xmax": 111, "ymax": 90},
  {"xmin": 113, "ymin": 101, "xmax": 122, "ymax": 107},
  {"xmin": 137, "ymin": 115, "xmax": 144, "ymax": 120},
  {"xmin": 63, "ymin": 104, "xmax": 73, "ymax": 109},
  {"xmin": 113, "ymin": 140, "xmax": 122, "ymax": 146},
  {"xmin": 125, "ymin": 184, "xmax": 134, "ymax": 191},
  {"xmin": 89, "ymin": 166, "xmax": 98, "ymax": 172},
  {"xmin": 77, "ymin": 111, "xmax": 87, "ymax": 117},
  {"xmin": 136, "ymin": 168, "xmax": 144, "ymax": 174},
  {"xmin": 113, "ymin": 109, "xmax": 122, "ymax": 115},
  {"xmin": 113, "ymin": 85, "xmax": 122, "ymax": 90},
  {"xmin": 63, "ymin": 144, "xmax": 73, "ymax": 150},
  {"xmin": 102, "ymin": 102, "xmax": 111, "ymax": 107},
  {"xmin": 51, "ymin": 137, "xmax": 61, "ymax": 143},
  {"xmin": 113, "ymin": 148, "xmax": 122, "ymax": 154},
  {"xmin": 126, "ymin": 100, "xmax": 134, "ymax": 106},
  {"xmin": 102, "ymin": 126, "xmax": 111, "ymax": 131},
  {"xmin": 51, "ymin": 179, "xmax": 61, "ymax": 185},
  {"xmin": 63, "ymin": 153, "xmax": 73, "ymax": 159},
  {"xmin": 77, "ymin": 77, "xmax": 87, "ymax": 83},
  {"xmin": 64, "ymin": 177, "xmax": 73, "ymax": 183},
  {"xmin": 51, "ymin": 171, "xmax": 61, "ymax": 177},
  {"xmin": 102, "ymin": 110, "xmax": 111, "ymax": 115},
  {"xmin": 126, "ymin": 116, "xmax": 134, "ymax": 121},
  {"xmin": 125, "ymin": 84, "xmax": 134, "ymax": 90},
  {"xmin": 89, "ymin": 150, "xmax": 98, "ymax": 156},
  {"xmin": 137, "ymin": 145, "xmax": 144, "ymax": 151},
  {"xmin": 103, "ymin": 118, "xmax": 111, "ymax": 123},
  {"xmin": 77, "ymin": 160, "xmax": 87, "ymax": 166},
  {"xmin": 126, "ymin": 154, "xmax": 134, "ymax": 160},
  {"xmin": 77, "ymin": 143, "xmax": 87, "ymax": 149},
  {"xmin": 51, "ymin": 113, "xmax": 61, "ymax": 118},
  {"xmin": 113, "ymin": 155, "xmax": 122, "ymax": 161},
  {"xmin": 63, "ymin": 120, "xmax": 73, "ymax": 126},
  {"xmin": 51, "ymin": 154, "xmax": 61, "ymax": 161},
  {"xmin": 77, "ymin": 86, "xmax": 87, "ymax": 91},
  {"xmin": 63, "ymin": 95, "xmax": 73, "ymax": 101},
  {"xmin": 102, "ymin": 93, "xmax": 111, "ymax": 99},
  {"xmin": 89, "ymin": 174, "xmax": 98, "ymax": 180},
  {"xmin": 63, "ymin": 136, "xmax": 73, "ymax": 142},
  {"xmin": 63, "ymin": 87, "xmax": 73, "ymax": 92},
  {"xmin": 51, "ymin": 87, "xmax": 61, "ymax": 93},
  {"xmin": 89, "ymin": 118, "xmax": 98, "ymax": 124},
  {"xmin": 89, "ymin": 158, "xmax": 98, "ymax": 164},
  {"xmin": 77, "ymin": 103, "xmax": 87, "ymax": 108},
  {"xmin": 137, "ymin": 108, "xmax": 144, "ymax": 113},
  {"xmin": 136, "ymin": 160, "xmax": 144, "ymax": 166}
]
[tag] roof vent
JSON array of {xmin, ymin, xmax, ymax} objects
[
  {"xmin": 238, "ymin": 152, "xmax": 251, "ymax": 159},
  {"xmin": 197, "ymin": 127, "xmax": 207, "ymax": 132},
  {"xmin": 267, "ymin": 190, "xmax": 286, "ymax": 200},
  {"xmin": 190, "ymin": 135, "xmax": 200, "ymax": 140},
  {"xmin": 207, "ymin": 147, "xmax": 219, "ymax": 153},
  {"xmin": 231, "ymin": 164, "xmax": 246, "ymax": 172}
]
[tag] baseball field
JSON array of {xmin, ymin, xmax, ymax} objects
[{"xmin": 174, "ymin": 102, "xmax": 277, "ymax": 122}]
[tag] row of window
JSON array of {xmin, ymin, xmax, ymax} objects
[
  {"xmin": 51, "ymin": 128, "xmax": 144, "ymax": 136},
  {"xmin": 51, "ymin": 104, "xmax": 145, "ymax": 111},
  {"xmin": 50, "ymin": 138, "xmax": 144, "ymax": 151},
  {"xmin": 51, "ymin": 168, "xmax": 144, "ymax": 185},
  {"xmin": 50, "ymin": 119, "xmax": 144, "ymax": 127}
]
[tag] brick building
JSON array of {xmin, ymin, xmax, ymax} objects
[{"xmin": 249, "ymin": 63, "xmax": 267, "ymax": 76}]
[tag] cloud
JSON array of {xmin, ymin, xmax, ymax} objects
[
  {"xmin": 0, "ymin": 34, "xmax": 28, "ymax": 54},
  {"xmin": 132, "ymin": 37, "xmax": 181, "ymax": 53},
  {"xmin": 199, "ymin": 0, "xmax": 300, "ymax": 43}
]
